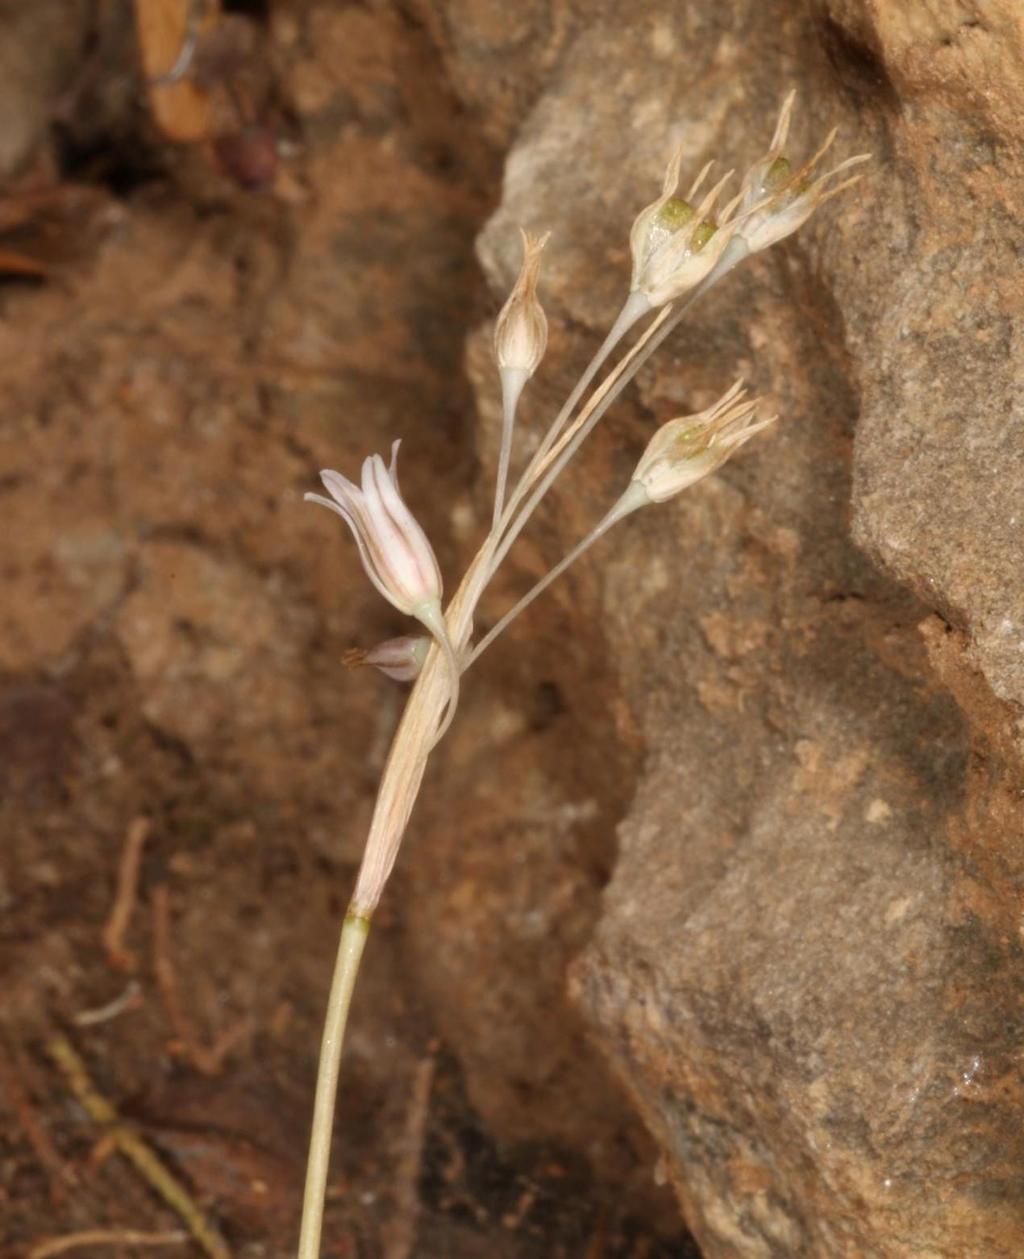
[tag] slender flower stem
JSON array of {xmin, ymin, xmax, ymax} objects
[
  {"xmin": 297, "ymin": 911, "xmax": 370, "ymax": 1259},
  {"xmin": 487, "ymin": 303, "xmax": 676, "ymax": 579},
  {"xmin": 530, "ymin": 293, "xmax": 650, "ymax": 469},
  {"xmin": 467, "ymin": 491, "xmax": 643, "ymax": 669},
  {"xmin": 493, "ymin": 369, "xmax": 527, "ymax": 530},
  {"xmin": 296, "ymin": 545, "xmax": 496, "ymax": 1259},
  {"xmin": 494, "ymin": 292, "xmax": 650, "ymax": 543}
]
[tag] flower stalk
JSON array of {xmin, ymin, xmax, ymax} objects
[
  {"xmin": 295, "ymin": 545, "xmax": 494, "ymax": 1259},
  {"xmin": 296, "ymin": 911, "xmax": 368, "ymax": 1259}
]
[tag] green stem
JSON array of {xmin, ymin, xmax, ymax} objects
[{"xmin": 296, "ymin": 910, "xmax": 371, "ymax": 1259}]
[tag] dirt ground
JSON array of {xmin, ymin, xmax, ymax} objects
[{"xmin": 0, "ymin": 3, "xmax": 695, "ymax": 1257}]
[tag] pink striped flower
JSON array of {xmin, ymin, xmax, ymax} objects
[{"xmin": 306, "ymin": 441, "xmax": 443, "ymax": 620}]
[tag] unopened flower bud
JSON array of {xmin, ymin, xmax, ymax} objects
[
  {"xmin": 736, "ymin": 90, "xmax": 870, "ymax": 255},
  {"xmin": 491, "ymin": 228, "xmax": 551, "ymax": 527},
  {"xmin": 494, "ymin": 228, "xmax": 549, "ymax": 376},
  {"xmin": 623, "ymin": 381, "xmax": 776, "ymax": 507},
  {"xmin": 343, "ymin": 635, "xmax": 429, "ymax": 683}
]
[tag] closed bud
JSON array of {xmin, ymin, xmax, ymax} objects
[
  {"xmin": 344, "ymin": 635, "xmax": 429, "ymax": 683},
  {"xmin": 494, "ymin": 229, "xmax": 549, "ymax": 376}
]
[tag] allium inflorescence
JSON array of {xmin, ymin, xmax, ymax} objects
[{"xmin": 296, "ymin": 93, "xmax": 869, "ymax": 1259}]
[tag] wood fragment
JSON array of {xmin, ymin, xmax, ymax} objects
[
  {"xmin": 28, "ymin": 1229, "xmax": 188, "ymax": 1259},
  {"xmin": 73, "ymin": 981, "xmax": 142, "ymax": 1028},
  {"xmin": 0, "ymin": 1040, "xmax": 75, "ymax": 1203},
  {"xmin": 45, "ymin": 1034, "xmax": 231, "ymax": 1259},
  {"xmin": 102, "ymin": 817, "xmax": 151, "ymax": 972},
  {"xmin": 133, "ymin": 0, "xmax": 218, "ymax": 142},
  {"xmin": 0, "ymin": 249, "xmax": 50, "ymax": 277}
]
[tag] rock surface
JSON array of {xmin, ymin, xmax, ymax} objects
[{"xmin": 418, "ymin": 0, "xmax": 1024, "ymax": 1255}]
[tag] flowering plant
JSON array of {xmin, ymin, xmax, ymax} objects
[{"xmin": 296, "ymin": 94, "xmax": 868, "ymax": 1258}]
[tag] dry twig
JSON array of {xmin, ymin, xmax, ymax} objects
[
  {"xmin": 73, "ymin": 981, "xmax": 143, "ymax": 1029},
  {"xmin": 28, "ymin": 1229, "xmax": 188, "ymax": 1259},
  {"xmin": 0, "ymin": 1039, "xmax": 75, "ymax": 1203},
  {"xmin": 102, "ymin": 817, "xmax": 151, "ymax": 972},
  {"xmin": 45, "ymin": 1033, "xmax": 231, "ymax": 1259}
]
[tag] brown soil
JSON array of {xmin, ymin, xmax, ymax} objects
[{"xmin": 0, "ymin": 4, "xmax": 695, "ymax": 1258}]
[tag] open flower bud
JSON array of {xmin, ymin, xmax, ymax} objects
[
  {"xmin": 306, "ymin": 441, "xmax": 443, "ymax": 620},
  {"xmin": 626, "ymin": 381, "xmax": 776, "ymax": 506},
  {"xmin": 735, "ymin": 90, "xmax": 870, "ymax": 255},
  {"xmin": 494, "ymin": 228, "xmax": 549, "ymax": 376},
  {"xmin": 343, "ymin": 635, "xmax": 429, "ymax": 683},
  {"xmin": 629, "ymin": 150, "xmax": 741, "ymax": 308}
]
